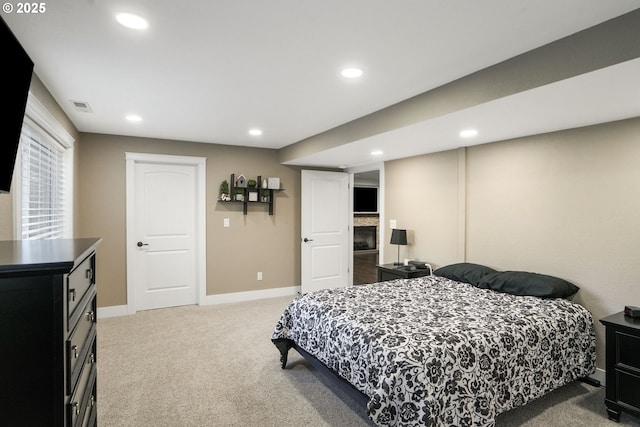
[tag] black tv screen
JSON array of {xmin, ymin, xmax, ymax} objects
[
  {"xmin": 0, "ymin": 17, "xmax": 33, "ymax": 193},
  {"xmin": 354, "ymin": 187, "xmax": 378, "ymax": 213}
]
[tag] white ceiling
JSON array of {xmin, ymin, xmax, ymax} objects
[
  {"xmin": 4, "ymin": 1, "xmax": 640, "ymax": 167},
  {"xmin": 290, "ymin": 58, "xmax": 640, "ymax": 167}
]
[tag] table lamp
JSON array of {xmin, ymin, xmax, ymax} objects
[{"xmin": 390, "ymin": 228, "xmax": 407, "ymax": 266}]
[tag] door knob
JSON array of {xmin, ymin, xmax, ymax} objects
[
  {"xmin": 303, "ymin": 238, "xmax": 314, "ymax": 243},
  {"xmin": 137, "ymin": 241, "xmax": 149, "ymax": 247}
]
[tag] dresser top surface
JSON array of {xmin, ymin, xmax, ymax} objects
[
  {"xmin": 600, "ymin": 311, "xmax": 640, "ymax": 331},
  {"xmin": 0, "ymin": 238, "xmax": 102, "ymax": 275}
]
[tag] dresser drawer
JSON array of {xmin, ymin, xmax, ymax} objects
[
  {"xmin": 617, "ymin": 370, "xmax": 640, "ymax": 410},
  {"xmin": 80, "ymin": 379, "xmax": 97, "ymax": 427},
  {"xmin": 67, "ymin": 254, "xmax": 95, "ymax": 329},
  {"xmin": 67, "ymin": 360, "xmax": 96, "ymax": 427},
  {"xmin": 617, "ymin": 331, "xmax": 640, "ymax": 371},
  {"xmin": 67, "ymin": 294, "xmax": 96, "ymax": 394}
]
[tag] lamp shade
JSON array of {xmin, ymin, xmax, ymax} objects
[{"xmin": 390, "ymin": 229, "xmax": 407, "ymax": 245}]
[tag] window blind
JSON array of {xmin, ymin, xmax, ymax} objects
[{"xmin": 19, "ymin": 120, "xmax": 66, "ymax": 239}]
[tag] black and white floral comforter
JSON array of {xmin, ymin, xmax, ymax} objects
[{"xmin": 272, "ymin": 275, "xmax": 596, "ymax": 427}]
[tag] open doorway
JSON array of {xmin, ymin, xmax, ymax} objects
[{"xmin": 352, "ymin": 169, "xmax": 380, "ymax": 285}]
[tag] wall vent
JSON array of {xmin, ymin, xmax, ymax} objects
[{"xmin": 70, "ymin": 100, "xmax": 93, "ymax": 113}]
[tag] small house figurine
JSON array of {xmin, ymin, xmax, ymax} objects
[{"xmin": 235, "ymin": 174, "xmax": 247, "ymax": 188}]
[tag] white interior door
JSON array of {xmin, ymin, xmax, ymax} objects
[
  {"xmin": 301, "ymin": 170, "xmax": 350, "ymax": 294},
  {"xmin": 127, "ymin": 156, "xmax": 202, "ymax": 312}
]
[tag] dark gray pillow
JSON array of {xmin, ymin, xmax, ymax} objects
[
  {"xmin": 433, "ymin": 262, "xmax": 497, "ymax": 286},
  {"xmin": 476, "ymin": 271, "xmax": 579, "ymax": 299}
]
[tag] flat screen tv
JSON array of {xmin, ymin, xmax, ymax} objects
[
  {"xmin": 354, "ymin": 187, "xmax": 378, "ymax": 213},
  {"xmin": 0, "ymin": 17, "xmax": 33, "ymax": 193}
]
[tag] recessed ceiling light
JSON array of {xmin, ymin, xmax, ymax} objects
[
  {"xmin": 341, "ymin": 68, "xmax": 363, "ymax": 79},
  {"xmin": 371, "ymin": 150, "xmax": 383, "ymax": 156},
  {"xmin": 126, "ymin": 114, "xmax": 142, "ymax": 122},
  {"xmin": 459, "ymin": 129, "xmax": 478, "ymax": 138},
  {"xmin": 116, "ymin": 13, "xmax": 149, "ymax": 30},
  {"xmin": 249, "ymin": 129, "xmax": 262, "ymax": 136}
]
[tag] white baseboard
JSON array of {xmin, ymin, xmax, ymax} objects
[
  {"xmin": 204, "ymin": 285, "xmax": 300, "ymax": 305},
  {"xmin": 97, "ymin": 286, "xmax": 301, "ymax": 318},
  {"xmin": 590, "ymin": 367, "xmax": 606, "ymax": 387},
  {"xmin": 97, "ymin": 304, "xmax": 129, "ymax": 319}
]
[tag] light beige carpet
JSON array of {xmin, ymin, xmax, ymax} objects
[{"xmin": 97, "ymin": 296, "xmax": 640, "ymax": 427}]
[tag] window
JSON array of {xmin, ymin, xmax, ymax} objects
[{"xmin": 14, "ymin": 93, "xmax": 74, "ymax": 240}]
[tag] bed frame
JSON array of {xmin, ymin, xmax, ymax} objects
[
  {"xmin": 272, "ymin": 337, "xmax": 601, "ymax": 418},
  {"xmin": 272, "ymin": 338, "xmax": 370, "ymax": 409}
]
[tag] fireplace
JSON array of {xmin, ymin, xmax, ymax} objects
[{"xmin": 354, "ymin": 226, "xmax": 377, "ymax": 251}]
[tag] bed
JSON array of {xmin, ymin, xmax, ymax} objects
[{"xmin": 272, "ymin": 264, "xmax": 596, "ymax": 427}]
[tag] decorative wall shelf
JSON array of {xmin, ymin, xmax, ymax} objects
[{"xmin": 219, "ymin": 173, "xmax": 282, "ymax": 215}]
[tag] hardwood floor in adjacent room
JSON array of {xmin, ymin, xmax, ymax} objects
[{"xmin": 354, "ymin": 251, "xmax": 378, "ymax": 285}]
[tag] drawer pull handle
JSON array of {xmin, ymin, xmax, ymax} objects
[
  {"xmin": 72, "ymin": 401, "xmax": 80, "ymax": 415},
  {"xmin": 86, "ymin": 269, "xmax": 93, "ymax": 281},
  {"xmin": 69, "ymin": 288, "xmax": 76, "ymax": 302},
  {"xmin": 72, "ymin": 345, "xmax": 79, "ymax": 359},
  {"xmin": 85, "ymin": 311, "xmax": 95, "ymax": 322}
]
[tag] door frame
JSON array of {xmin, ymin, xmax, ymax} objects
[
  {"xmin": 347, "ymin": 162, "xmax": 385, "ymax": 282},
  {"xmin": 125, "ymin": 152, "xmax": 207, "ymax": 314}
]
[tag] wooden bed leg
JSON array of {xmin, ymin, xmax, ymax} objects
[
  {"xmin": 578, "ymin": 376, "xmax": 601, "ymax": 387},
  {"xmin": 272, "ymin": 339, "xmax": 294, "ymax": 369}
]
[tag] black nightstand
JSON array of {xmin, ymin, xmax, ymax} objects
[
  {"xmin": 600, "ymin": 312, "xmax": 640, "ymax": 422},
  {"xmin": 377, "ymin": 263, "xmax": 431, "ymax": 282}
]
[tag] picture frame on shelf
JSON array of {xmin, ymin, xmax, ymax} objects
[{"xmin": 267, "ymin": 177, "xmax": 280, "ymax": 189}]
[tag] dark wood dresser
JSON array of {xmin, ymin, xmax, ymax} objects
[
  {"xmin": 0, "ymin": 238, "xmax": 102, "ymax": 426},
  {"xmin": 600, "ymin": 311, "xmax": 640, "ymax": 422}
]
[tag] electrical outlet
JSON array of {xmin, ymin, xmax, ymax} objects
[
  {"xmin": 390, "ymin": 219, "xmax": 397, "ymax": 229},
  {"xmin": 257, "ymin": 272, "xmax": 263, "ymax": 281},
  {"xmin": 224, "ymin": 218, "xmax": 230, "ymax": 227}
]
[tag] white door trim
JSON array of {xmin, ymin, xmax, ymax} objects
[
  {"xmin": 125, "ymin": 152, "xmax": 206, "ymax": 315},
  {"xmin": 347, "ymin": 162, "xmax": 385, "ymax": 264}
]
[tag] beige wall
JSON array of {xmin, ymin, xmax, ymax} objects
[
  {"xmin": 385, "ymin": 149, "xmax": 462, "ymax": 265},
  {"xmin": 76, "ymin": 133, "xmax": 301, "ymax": 308},
  {"xmin": 0, "ymin": 195, "xmax": 12, "ymax": 240},
  {"xmin": 383, "ymin": 117, "xmax": 640, "ymax": 369}
]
